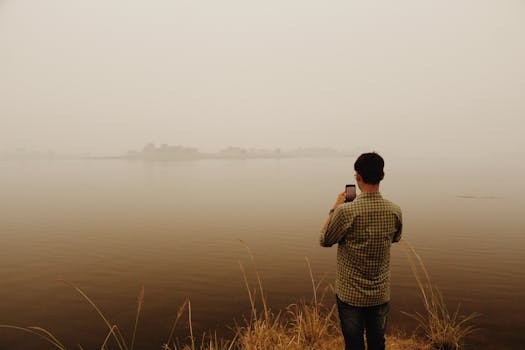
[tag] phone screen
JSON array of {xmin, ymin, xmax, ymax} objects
[{"xmin": 345, "ymin": 184, "xmax": 356, "ymax": 202}]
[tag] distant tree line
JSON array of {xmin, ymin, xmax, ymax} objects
[{"xmin": 122, "ymin": 143, "xmax": 354, "ymax": 160}]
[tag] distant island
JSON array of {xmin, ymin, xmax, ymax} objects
[
  {"xmin": 1, "ymin": 144, "xmax": 358, "ymax": 161},
  {"xmin": 90, "ymin": 143, "xmax": 357, "ymax": 161}
]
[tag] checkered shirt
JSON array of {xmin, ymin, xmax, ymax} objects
[{"xmin": 319, "ymin": 192, "xmax": 402, "ymax": 307}]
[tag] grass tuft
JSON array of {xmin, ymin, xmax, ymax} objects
[{"xmin": 400, "ymin": 241, "xmax": 481, "ymax": 350}]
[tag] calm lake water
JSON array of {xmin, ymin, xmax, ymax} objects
[{"xmin": 1, "ymin": 156, "xmax": 524, "ymax": 349}]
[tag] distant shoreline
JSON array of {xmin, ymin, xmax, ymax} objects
[
  {"xmin": 1, "ymin": 145, "xmax": 357, "ymax": 162},
  {"xmin": 79, "ymin": 153, "xmax": 354, "ymax": 161}
]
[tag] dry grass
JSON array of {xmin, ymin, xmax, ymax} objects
[
  {"xmin": 0, "ymin": 242, "xmax": 473, "ymax": 350},
  {"xmin": 400, "ymin": 241, "xmax": 481, "ymax": 350},
  {"xmin": 230, "ymin": 242, "xmax": 429, "ymax": 350}
]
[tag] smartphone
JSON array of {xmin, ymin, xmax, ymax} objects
[{"xmin": 345, "ymin": 184, "xmax": 356, "ymax": 202}]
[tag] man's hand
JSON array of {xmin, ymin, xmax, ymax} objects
[
  {"xmin": 332, "ymin": 192, "xmax": 346, "ymax": 210},
  {"xmin": 320, "ymin": 191, "xmax": 348, "ymax": 246}
]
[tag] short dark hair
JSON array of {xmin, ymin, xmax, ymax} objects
[{"xmin": 354, "ymin": 152, "xmax": 384, "ymax": 184}]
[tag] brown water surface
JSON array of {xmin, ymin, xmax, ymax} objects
[{"xmin": 1, "ymin": 156, "xmax": 524, "ymax": 349}]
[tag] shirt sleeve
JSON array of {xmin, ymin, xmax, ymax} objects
[
  {"xmin": 392, "ymin": 209, "xmax": 403, "ymax": 243},
  {"xmin": 319, "ymin": 206, "xmax": 353, "ymax": 247}
]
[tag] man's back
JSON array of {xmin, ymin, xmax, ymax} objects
[{"xmin": 320, "ymin": 192, "xmax": 402, "ymax": 307}]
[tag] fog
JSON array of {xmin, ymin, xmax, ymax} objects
[{"xmin": 1, "ymin": 0, "xmax": 524, "ymax": 157}]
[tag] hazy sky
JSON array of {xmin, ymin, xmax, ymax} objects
[{"xmin": 1, "ymin": 0, "xmax": 524, "ymax": 156}]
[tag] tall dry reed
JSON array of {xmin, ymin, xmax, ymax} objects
[{"xmin": 400, "ymin": 241, "xmax": 481, "ymax": 350}]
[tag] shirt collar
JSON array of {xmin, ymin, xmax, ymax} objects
[{"xmin": 358, "ymin": 191, "xmax": 382, "ymax": 198}]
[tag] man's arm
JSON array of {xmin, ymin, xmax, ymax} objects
[
  {"xmin": 319, "ymin": 192, "xmax": 352, "ymax": 247},
  {"xmin": 392, "ymin": 209, "xmax": 403, "ymax": 243}
]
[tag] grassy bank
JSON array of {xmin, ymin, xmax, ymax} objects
[{"xmin": 1, "ymin": 242, "xmax": 478, "ymax": 349}]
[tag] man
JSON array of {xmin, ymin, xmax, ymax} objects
[{"xmin": 319, "ymin": 152, "xmax": 402, "ymax": 350}]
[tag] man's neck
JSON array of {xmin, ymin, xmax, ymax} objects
[{"xmin": 359, "ymin": 184, "xmax": 380, "ymax": 193}]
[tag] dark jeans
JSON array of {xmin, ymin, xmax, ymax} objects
[{"xmin": 336, "ymin": 294, "xmax": 390, "ymax": 350}]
